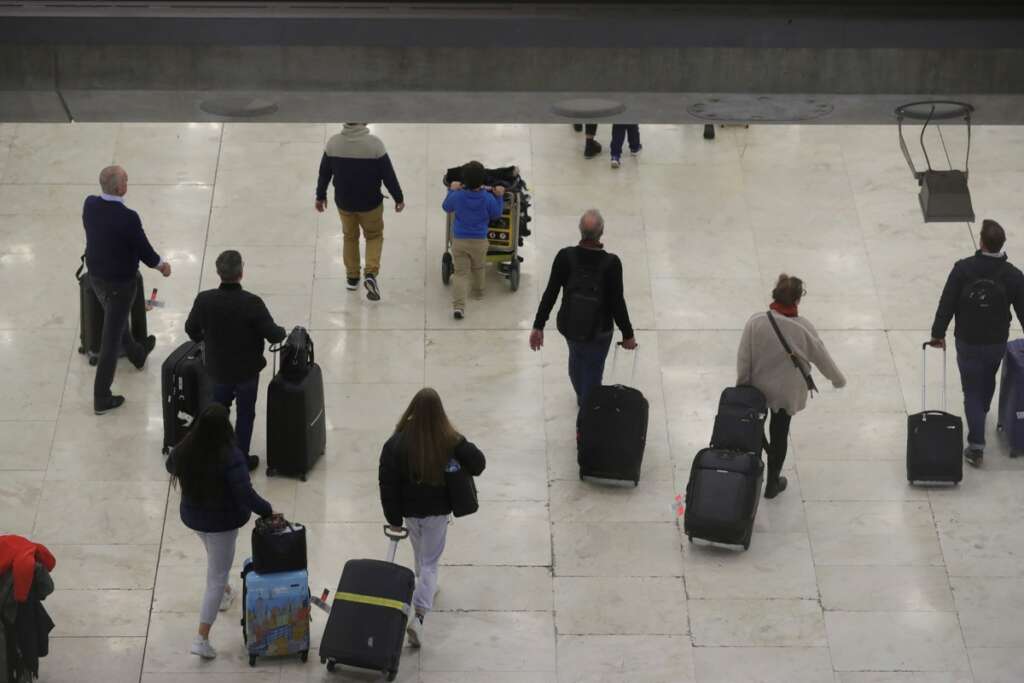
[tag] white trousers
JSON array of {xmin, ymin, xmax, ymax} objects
[
  {"xmin": 405, "ymin": 515, "xmax": 449, "ymax": 613},
  {"xmin": 195, "ymin": 528, "xmax": 238, "ymax": 625}
]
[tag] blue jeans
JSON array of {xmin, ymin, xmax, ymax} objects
[
  {"xmin": 567, "ymin": 333, "xmax": 613, "ymax": 407},
  {"xmin": 610, "ymin": 124, "xmax": 640, "ymax": 158},
  {"xmin": 955, "ymin": 339, "xmax": 1007, "ymax": 448},
  {"xmin": 212, "ymin": 377, "xmax": 260, "ymax": 456}
]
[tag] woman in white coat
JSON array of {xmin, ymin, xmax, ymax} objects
[{"xmin": 738, "ymin": 274, "xmax": 847, "ymax": 498}]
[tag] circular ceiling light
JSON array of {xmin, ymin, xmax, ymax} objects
[
  {"xmin": 551, "ymin": 98, "xmax": 626, "ymax": 119},
  {"xmin": 199, "ymin": 96, "xmax": 278, "ymax": 118}
]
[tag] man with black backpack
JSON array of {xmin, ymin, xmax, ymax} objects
[
  {"xmin": 185, "ymin": 250, "xmax": 287, "ymax": 471},
  {"xmin": 930, "ymin": 219, "xmax": 1024, "ymax": 466},
  {"xmin": 529, "ymin": 209, "xmax": 637, "ymax": 407}
]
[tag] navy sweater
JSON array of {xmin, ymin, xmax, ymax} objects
[
  {"xmin": 166, "ymin": 445, "xmax": 272, "ymax": 533},
  {"xmin": 82, "ymin": 196, "xmax": 161, "ymax": 283},
  {"xmin": 316, "ymin": 126, "xmax": 404, "ymax": 212}
]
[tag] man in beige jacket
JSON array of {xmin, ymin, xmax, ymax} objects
[{"xmin": 737, "ymin": 274, "xmax": 846, "ymax": 498}]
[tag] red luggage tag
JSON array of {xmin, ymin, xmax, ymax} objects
[
  {"xmin": 310, "ymin": 588, "xmax": 332, "ymax": 613},
  {"xmin": 672, "ymin": 494, "xmax": 685, "ymax": 518},
  {"xmin": 146, "ymin": 288, "xmax": 165, "ymax": 310}
]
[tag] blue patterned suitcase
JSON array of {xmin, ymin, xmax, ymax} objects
[{"xmin": 240, "ymin": 559, "xmax": 311, "ymax": 666}]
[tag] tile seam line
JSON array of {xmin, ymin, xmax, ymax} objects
[{"xmin": 137, "ymin": 122, "xmax": 225, "ymax": 683}]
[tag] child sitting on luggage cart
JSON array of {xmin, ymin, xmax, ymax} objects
[{"xmin": 443, "ymin": 161, "xmax": 506, "ymax": 320}]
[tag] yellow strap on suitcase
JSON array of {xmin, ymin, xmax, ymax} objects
[{"xmin": 334, "ymin": 591, "xmax": 410, "ymax": 615}]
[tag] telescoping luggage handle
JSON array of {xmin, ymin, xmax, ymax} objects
[
  {"xmin": 921, "ymin": 342, "xmax": 948, "ymax": 413},
  {"xmin": 610, "ymin": 341, "xmax": 640, "ymax": 385},
  {"xmin": 383, "ymin": 524, "xmax": 408, "ymax": 563}
]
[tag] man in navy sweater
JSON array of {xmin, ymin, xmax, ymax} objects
[
  {"xmin": 83, "ymin": 166, "xmax": 171, "ymax": 414},
  {"xmin": 185, "ymin": 250, "xmax": 287, "ymax": 471},
  {"xmin": 315, "ymin": 123, "xmax": 404, "ymax": 302}
]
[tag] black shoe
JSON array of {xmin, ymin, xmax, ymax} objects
[
  {"xmin": 573, "ymin": 124, "xmax": 583, "ymax": 132},
  {"xmin": 703, "ymin": 124, "xmax": 716, "ymax": 140},
  {"xmin": 364, "ymin": 274, "xmax": 381, "ymax": 301},
  {"xmin": 346, "ymin": 277, "xmax": 359, "ymax": 291},
  {"xmin": 764, "ymin": 475, "xmax": 788, "ymax": 499},
  {"xmin": 964, "ymin": 447, "xmax": 983, "ymax": 467},
  {"xmin": 247, "ymin": 455, "xmax": 260, "ymax": 471},
  {"xmin": 453, "ymin": 308, "xmax": 464, "ymax": 320},
  {"xmin": 131, "ymin": 335, "xmax": 157, "ymax": 370},
  {"xmin": 94, "ymin": 395, "xmax": 126, "ymax": 415},
  {"xmin": 584, "ymin": 139, "xmax": 602, "ymax": 159}
]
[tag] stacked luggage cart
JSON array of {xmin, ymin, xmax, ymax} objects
[{"xmin": 440, "ymin": 164, "xmax": 532, "ymax": 292}]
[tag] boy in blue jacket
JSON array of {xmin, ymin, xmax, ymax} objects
[{"xmin": 443, "ymin": 161, "xmax": 505, "ymax": 319}]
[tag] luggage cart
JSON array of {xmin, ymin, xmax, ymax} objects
[{"xmin": 441, "ymin": 181, "xmax": 526, "ymax": 292}]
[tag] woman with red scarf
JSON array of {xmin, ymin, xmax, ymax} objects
[{"xmin": 737, "ymin": 274, "xmax": 846, "ymax": 498}]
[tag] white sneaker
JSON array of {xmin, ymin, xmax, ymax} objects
[
  {"xmin": 190, "ymin": 636, "xmax": 217, "ymax": 659},
  {"xmin": 406, "ymin": 615, "xmax": 424, "ymax": 648},
  {"xmin": 218, "ymin": 585, "xmax": 235, "ymax": 612},
  {"xmin": 610, "ymin": 158, "xmax": 621, "ymax": 169}
]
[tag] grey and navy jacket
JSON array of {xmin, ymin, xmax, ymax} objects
[
  {"xmin": 316, "ymin": 124, "xmax": 404, "ymax": 212},
  {"xmin": 931, "ymin": 250, "xmax": 1024, "ymax": 345}
]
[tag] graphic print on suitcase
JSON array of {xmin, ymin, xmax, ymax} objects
[
  {"xmin": 77, "ymin": 265, "xmax": 148, "ymax": 366},
  {"xmin": 907, "ymin": 343, "xmax": 963, "ymax": 484},
  {"xmin": 320, "ymin": 527, "xmax": 415, "ymax": 681},
  {"xmin": 240, "ymin": 559, "xmax": 310, "ymax": 667},
  {"xmin": 160, "ymin": 341, "xmax": 212, "ymax": 453},
  {"xmin": 266, "ymin": 362, "xmax": 326, "ymax": 480},
  {"xmin": 997, "ymin": 338, "xmax": 1024, "ymax": 457},
  {"xmin": 710, "ymin": 385, "xmax": 768, "ymax": 454},
  {"xmin": 684, "ymin": 448, "xmax": 764, "ymax": 550}
]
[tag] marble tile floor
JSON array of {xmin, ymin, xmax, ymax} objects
[{"xmin": 1, "ymin": 121, "xmax": 1023, "ymax": 682}]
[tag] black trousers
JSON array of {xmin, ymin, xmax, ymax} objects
[
  {"xmin": 91, "ymin": 276, "xmax": 142, "ymax": 403},
  {"xmin": 764, "ymin": 409, "xmax": 792, "ymax": 477},
  {"xmin": 584, "ymin": 124, "xmax": 597, "ymax": 136}
]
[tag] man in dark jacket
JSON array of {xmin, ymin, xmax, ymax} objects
[
  {"xmin": 185, "ymin": 250, "xmax": 287, "ymax": 471},
  {"xmin": 83, "ymin": 165, "xmax": 171, "ymax": 414},
  {"xmin": 930, "ymin": 219, "xmax": 1024, "ymax": 466},
  {"xmin": 529, "ymin": 209, "xmax": 637, "ymax": 407},
  {"xmin": 315, "ymin": 123, "xmax": 405, "ymax": 302}
]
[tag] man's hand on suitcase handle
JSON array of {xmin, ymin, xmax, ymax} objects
[
  {"xmin": 926, "ymin": 338, "xmax": 946, "ymax": 349},
  {"xmin": 618, "ymin": 338, "xmax": 638, "ymax": 350}
]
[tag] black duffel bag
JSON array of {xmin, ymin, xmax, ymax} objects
[
  {"xmin": 276, "ymin": 326, "xmax": 314, "ymax": 383},
  {"xmin": 252, "ymin": 514, "xmax": 307, "ymax": 573}
]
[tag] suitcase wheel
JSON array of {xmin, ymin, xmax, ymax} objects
[
  {"xmin": 266, "ymin": 468, "xmax": 275, "ymax": 477},
  {"xmin": 249, "ymin": 655, "xmax": 256, "ymax": 667},
  {"xmin": 633, "ymin": 479, "xmax": 639, "ymax": 487},
  {"xmin": 326, "ymin": 660, "xmax": 336, "ymax": 672},
  {"xmin": 300, "ymin": 473, "xmax": 307, "ymax": 482},
  {"xmin": 386, "ymin": 671, "xmax": 397, "ymax": 682},
  {"xmin": 742, "ymin": 541, "xmax": 750, "ymax": 551},
  {"xmin": 1012, "ymin": 450, "xmax": 1022, "ymax": 459},
  {"xmin": 89, "ymin": 356, "xmax": 98, "ymax": 366},
  {"xmin": 687, "ymin": 535, "xmax": 693, "ymax": 543},
  {"xmin": 300, "ymin": 650, "xmax": 308, "ymax": 663}
]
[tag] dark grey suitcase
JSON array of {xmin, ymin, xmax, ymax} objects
[
  {"xmin": 710, "ymin": 385, "xmax": 767, "ymax": 454},
  {"xmin": 907, "ymin": 343, "xmax": 963, "ymax": 484},
  {"xmin": 77, "ymin": 257, "xmax": 147, "ymax": 366},
  {"xmin": 266, "ymin": 362, "xmax": 326, "ymax": 481},
  {"xmin": 684, "ymin": 448, "xmax": 764, "ymax": 550},
  {"xmin": 320, "ymin": 527, "xmax": 415, "ymax": 681},
  {"xmin": 160, "ymin": 341, "xmax": 212, "ymax": 453}
]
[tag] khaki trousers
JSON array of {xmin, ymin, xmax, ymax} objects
[
  {"xmin": 451, "ymin": 238, "xmax": 489, "ymax": 310},
  {"xmin": 338, "ymin": 203, "xmax": 384, "ymax": 278}
]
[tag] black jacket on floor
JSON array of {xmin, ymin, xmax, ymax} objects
[
  {"xmin": 378, "ymin": 433, "xmax": 486, "ymax": 527},
  {"xmin": 185, "ymin": 282, "xmax": 287, "ymax": 385},
  {"xmin": 931, "ymin": 251, "xmax": 1024, "ymax": 345}
]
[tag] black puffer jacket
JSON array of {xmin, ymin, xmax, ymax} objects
[{"xmin": 378, "ymin": 432, "xmax": 486, "ymax": 527}]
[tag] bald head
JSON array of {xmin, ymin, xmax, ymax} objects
[
  {"xmin": 99, "ymin": 166, "xmax": 127, "ymax": 196},
  {"xmin": 578, "ymin": 209, "xmax": 605, "ymax": 241}
]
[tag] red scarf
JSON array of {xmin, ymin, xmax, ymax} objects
[
  {"xmin": 770, "ymin": 301, "xmax": 798, "ymax": 317},
  {"xmin": 578, "ymin": 238, "xmax": 604, "ymax": 250}
]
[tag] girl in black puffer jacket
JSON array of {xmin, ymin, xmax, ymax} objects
[{"xmin": 378, "ymin": 387, "xmax": 485, "ymax": 648}]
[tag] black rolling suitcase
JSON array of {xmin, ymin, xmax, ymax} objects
[
  {"xmin": 710, "ymin": 385, "xmax": 768, "ymax": 453},
  {"xmin": 684, "ymin": 448, "xmax": 764, "ymax": 550},
  {"xmin": 76, "ymin": 257, "xmax": 148, "ymax": 366},
  {"xmin": 161, "ymin": 341, "xmax": 211, "ymax": 453},
  {"xmin": 907, "ymin": 343, "xmax": 963, "ymax": 484},
  {"xmin": 266, "ymin": 327, "xmax": 326, "ymax": 480},
  {"xmin": 577, "ymin": 345, "xmax": 649, "ymax": 485},
  {"xmin": 320, "ymin": 526, "xmax": 415, "ymax": 681}
]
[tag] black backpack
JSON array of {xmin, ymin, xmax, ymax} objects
[
  {"xmin": 557, "ymin": 249, "xmax": 612, "ymax": 342},
  {"xmin": 959, "ymin": 263, "xmax": 1009, "ymax": 332}
]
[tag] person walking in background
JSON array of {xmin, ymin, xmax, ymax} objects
[
  {"xmin": 609, "ymin": 124, "xmax": 642, "ymax": 169},
  {"xmin": 443, "ymin": 161, "xmax": 506, "ymax": 320},
  {"xmin": 929, "ymin": 219, "xmax": 1024, "ymax": 466},
  {"xmin": 529, "ymin": 209, "xmax": 636, "ymax": 407},
  {"xmin": 572, "ymin": 124, "xmax": 603, "ymax": 159},
  {"xmin": 315, "ymin": 123, "xmax": 405, "ymax": 302},
  {"xmin": 738, "ymin": 274, "xmax": 846, "ymax": 498},
  {"xmin": 83, "ymin": 165, "xmax": 170, "ymax": 415},
  {"xmin": 166, "ymin": 404, "xmax": 274, "ymax": 660},
  {"xmin": 378, "ymin": 388, "xmax": 486, "ymax": 648},
  {"xmin": 185, "ymin": 250, "xmax": 287, "ymax": 472}
]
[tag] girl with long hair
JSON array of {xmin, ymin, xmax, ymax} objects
[
  {"xmin": 378, "ymin": 387, "xmax": 486, "ymax": 647},
  {"xmin": 165, "ymin": 403, "xmax": 274, "ymax": 659}
]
